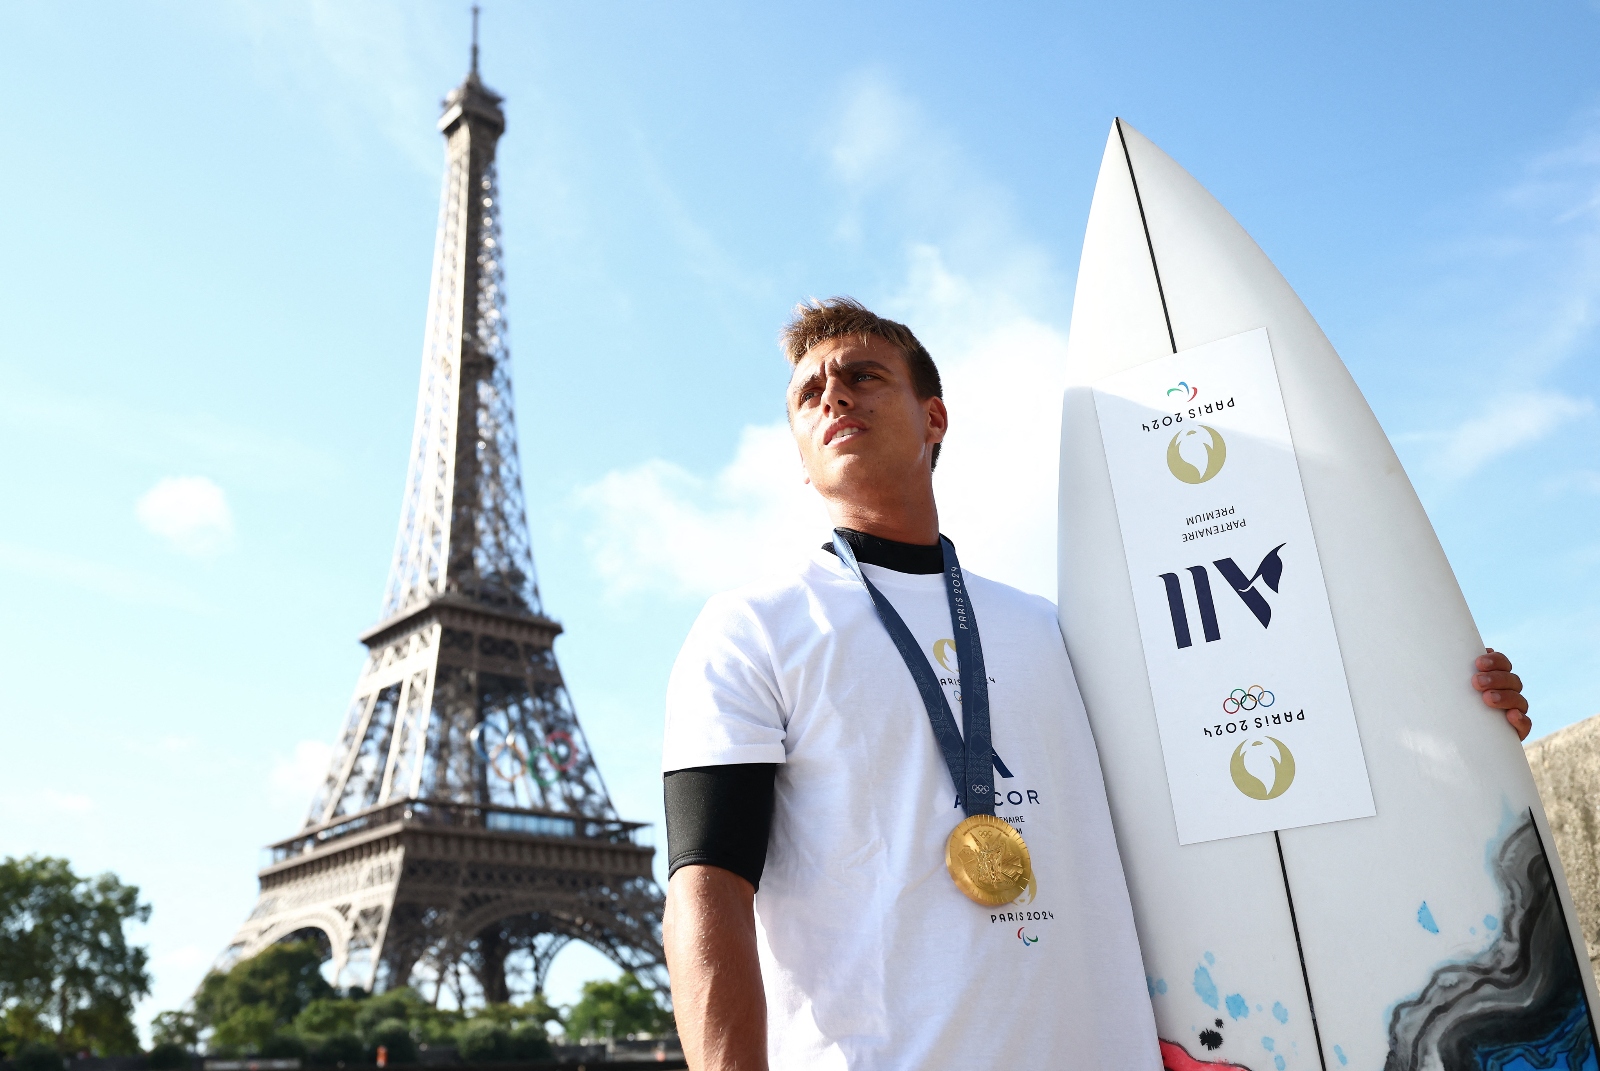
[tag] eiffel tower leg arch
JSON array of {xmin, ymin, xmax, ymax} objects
[{"xmin": 384, "ymin": 864, "xmax": 669, "ymax": 1003}]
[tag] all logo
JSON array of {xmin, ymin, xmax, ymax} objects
[
  {"xmin": 1230, "ymin": 736, "xmax": 1296, "ymax": 800},
  {"xmin": 1159, "ymin": 543, "xmax": 1287, "ymax": 648},
  {"xmin": 1166, "ymin": 381, "xmax": 1199, "ymax": 402},
  {"xmin": 1017, "ymin": 927, "xmax": 1040, "ymax": 946},
  {"xmin": 1166, "ymin": 425, "xmax": 1227, "ymax": 484}
]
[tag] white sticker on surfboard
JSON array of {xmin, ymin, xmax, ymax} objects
[{"xmin": 1092, "ymin": 327, "xmax": 1375, "ymax": 845}]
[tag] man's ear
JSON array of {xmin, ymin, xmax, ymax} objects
[{"xmin": 926, "ymin": 396, "xmax": 949, "ymax": 444}]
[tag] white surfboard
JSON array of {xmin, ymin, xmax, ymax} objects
[{"xmin": 1057, "ymin": 119, "xmax": 1599, "ymax": 1071}]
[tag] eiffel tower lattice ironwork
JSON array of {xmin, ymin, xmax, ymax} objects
[{"xmin": 221, "ymin": 34, "xmax": 665, "ymax": 1002}]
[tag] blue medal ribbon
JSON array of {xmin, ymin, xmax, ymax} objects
[{"xmin": 831, "ymin": 531, "xmax": 995, "ymax": 817}]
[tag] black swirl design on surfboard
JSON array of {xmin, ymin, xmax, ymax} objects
[{"xmin": 1384, "ymin": 811, "xmax": 1596, "ymax": 1071}]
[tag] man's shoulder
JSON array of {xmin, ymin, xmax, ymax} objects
[
  {"xmin": 962, "ymin": 569, "xmax": 1059, "ymax": 628},
  {"xmin": 695, "ymin": 553, "xmax": 843, "ymax": 625}
]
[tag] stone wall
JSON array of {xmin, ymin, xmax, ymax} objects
[{"xmin": 1526, "ymin": 713, "xmax": 1600, "ymax": 977}]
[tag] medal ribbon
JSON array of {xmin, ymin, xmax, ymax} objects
[{"xmin": 831, "ymin": 531, "xmax": 994, "ymax": 817}]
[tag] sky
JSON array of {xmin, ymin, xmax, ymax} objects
[{"xmin": 3, "ymin": 0, "xmax": 1600, "ymax": 1038}]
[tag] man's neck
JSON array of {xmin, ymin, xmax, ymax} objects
[
  {"xmin": 823, "ymin": 528, "xmax": 945, "ymax": 574},
  {"xmin": 824, "ymin": 495, "xmax": 939, "ymax": 545}
]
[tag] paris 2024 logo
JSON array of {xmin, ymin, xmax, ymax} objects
[
  {"xmin": 1223, "ymin": 687, "xmax": 1297, "ymax": 800},
  {"xmin": 1167, "ymin": 424, "xmax": 1227, "ymax": 484}
]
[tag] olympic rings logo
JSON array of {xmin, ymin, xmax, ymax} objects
[
  {"xmin": 1222, "ymin": 685, "xmax": 1274, "ymax": 715},
  {"xmin": 471, "ymin": 727, "xmax": 580, "ymax": 786}
]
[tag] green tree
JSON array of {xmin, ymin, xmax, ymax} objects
[
  {"xmin": 365, "ymin": 1019, "xmax": 416, "ymax": 1065},
  {"xmin": 0, "ymin": 856, "xmax": 151, "ymax": 1056},
  {"xmin": 310, "ymin": 1031, "xmax": 364, "ymax": 1067},
  {"xmin": 562, "ymin": 974, "xmax": 670, "ymax": 1042},
  {"xmin": 194, "ymin": 941, "xmax": 333, "ymax": 1053},
  {"xmin": 150, "ymin": 1010, "xmax": 199, "ymax": 1050},
  {"xmin": 512, "ymin": 993, "xmax": 562, "ymax": 1038},
  {"xmin": 13, "ymin": 1040, "xmax": 63, "ymax": 1071},
  {"xmin": 146, "ymin": 1042, "xmax": 192, "ymax": 1071},
  {"xmin": 506, "ymin": 1022, "xmax": 551, "ymax": 1061},
  {"xmin": 454, "ymin": 1020, "xmax": 508, "ymax": 1063},
  {"xmin": 290, "ymin": 997, "xmax": 357, "ymax": 1044}
]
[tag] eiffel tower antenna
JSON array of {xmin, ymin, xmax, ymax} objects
[
  {"xmin": 220, "ymin": 37, "xmax": 665, "ymax": 1001},
  {"xmin": 470, "ymin": 5, "xmax": 480, "ymax": 77}
]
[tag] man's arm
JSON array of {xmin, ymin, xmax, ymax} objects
[
  {"xmin": 1472, "ymin": 647, "xmax": 1532, "ymax": 741},
  {"xmin": 664, "ymin": 865, "xmax": 767, "ymax": 1071}
]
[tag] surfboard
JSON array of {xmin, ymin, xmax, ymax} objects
[{"xmin": 1056, "ymin": 119, "xmax": 1600, "ymax": 1071}]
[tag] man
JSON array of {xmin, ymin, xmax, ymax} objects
[{"xmin": 660, "ymin": 298, "xmax": 1530, "ymax": 1070}]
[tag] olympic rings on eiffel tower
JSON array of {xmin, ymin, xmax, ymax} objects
[
  {"xmin": 542, "ymin": 730, "xmax": 578, "ymax": 773},
  {"xmin": 1222, "ymin": 685, "xmax": 1274, "ymax": 715},
  {"xmin": 470, "ymin": 723, "xmax": 582, "ymax": 785}
]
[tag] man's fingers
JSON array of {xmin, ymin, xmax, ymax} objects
[
  {"xmin": 1508, "ymin": 710, "xmax": 1533, "ymax": 742},
  {"xmin": 1472, "ymin": 671, "xmax": 1522, "ymax": 693},
  {"xmin": 1481, "ymin": 688, "xmax": 1529, "ymax": 713},
  {"xmin": 1475, "ymin": 650, "xmax": 1513, "ymax": 673},
  {"xmin": 1473, "ymin": 650, "xmax": 1530, "ymax": 740}
]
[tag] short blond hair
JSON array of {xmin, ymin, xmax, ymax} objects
[{"xmin": 780, "ymin": 297, "xmax": 944, "ymax": 468}]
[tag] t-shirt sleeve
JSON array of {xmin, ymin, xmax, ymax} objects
[{"xmin": 663, "ymin": 592, "xmax": 789, "ymax": 771}]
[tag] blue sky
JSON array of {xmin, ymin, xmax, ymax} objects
[{"xmin": 3, "ymin": 0, "xmax": 1600, "ymax": 1034}]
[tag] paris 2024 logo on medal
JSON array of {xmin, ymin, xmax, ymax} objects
[{"xmin": 1167, "ymin": 424, "xmax": 1227, "ymax": 484}]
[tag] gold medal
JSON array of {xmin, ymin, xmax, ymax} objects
[{"xmin": 945, "ymin": 813, "xmax": 1036, "ymax": 906}]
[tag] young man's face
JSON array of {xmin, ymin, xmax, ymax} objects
[{"xmin": 786, "ymin": 334, "xmax": 947, "ymax": 504}]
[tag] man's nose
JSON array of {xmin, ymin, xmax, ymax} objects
[{"xmin": 823, "ymin": 376, "xmax": 852, "ymax": 411}]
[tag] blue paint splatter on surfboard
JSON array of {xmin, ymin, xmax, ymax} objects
[
  {"xmin": 1193, "ymin": 966, "xmax": 1219, "ymax": 1009},
  {"xmin": 1272, "ymin": 1001, "xmax": 1288, "ymax": 1024},
  {"xmin": 1226, "ymin": 994, "xmax": 1248, "ymax": 1019},
  {"xmin": 1334, "ymin": 1044, "xmax": 1348, "ymax": 1065},
  {"xmin": 1418, "ymin": 901, "xmax": 1439, "ymax": 933}
]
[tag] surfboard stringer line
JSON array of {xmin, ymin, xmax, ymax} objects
[{"xmin": 1112, "ymin": 114, "xmax": 1332, "ymax": 1071}]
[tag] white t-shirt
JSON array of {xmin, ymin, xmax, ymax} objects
[{"xmin": 664, "ymin": 549, "xmax": 1159, "ymax": 1071}]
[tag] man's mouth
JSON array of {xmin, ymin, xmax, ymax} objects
[{"xmin": 823, "ymin": 419, "xmax": 866, "ymax": 445}]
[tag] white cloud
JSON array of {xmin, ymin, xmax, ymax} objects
[
  {"xmin": 136, "ymin": 477, "xmax": 235, "ymax": 557},
  {"xmin": 270, "ymin": 739, "xmax": 335, "ymax": 808},
  {"xmin": 576, "ymin": 425, "xmax": 829, "ymax": 600},
  {"xmin": 1424, "ymin": 392, "xmax": 1593, "ymax": 480},
  {"xmin": 575, "ymin": 75, "xmax": 1071, "ymax": 603}
]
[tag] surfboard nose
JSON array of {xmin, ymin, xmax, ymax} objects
[{"xmin": 1063, "ymin": 121, "xmax": 1175, "ymax": 386}]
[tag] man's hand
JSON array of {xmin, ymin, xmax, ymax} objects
[
  {"xmin": 1472, "ymin": 648, "xmax": 1531, "ymax": 741},
  {"xmin": 664, "ymin": 865, "xmax": 768, "ymax": 1071}
]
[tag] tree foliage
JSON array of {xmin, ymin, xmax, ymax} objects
[
  {"xmin": 194, "ymin": 941, "xmax": 332, "ymax": 1053},
  {"xmin": 563, "ymin": 974, "xmax": 671, "ymax": 1042},
  {"xmin": 0, "ymin": 856, "xmax": 151, "ymax": 1057},
  {"xmin": 454, "ymin": 1020, "xmax": 507, "ymax": 1064},
  {"xmin": 150, "ymin": 1010, "xmax": 199, "ymax": 1050},
  {"xmin": 157, "ymin": 935, "xmax": 667, "ymax": 1059}
]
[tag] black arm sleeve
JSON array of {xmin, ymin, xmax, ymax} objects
[{"xmin": 663, "ymin": 763, "xmax": 777, "ymax": 891}]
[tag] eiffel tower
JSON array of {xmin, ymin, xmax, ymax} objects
[{"xmin": 221, "ymin": 22, "xmax": 665, "ymax": 1002}]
